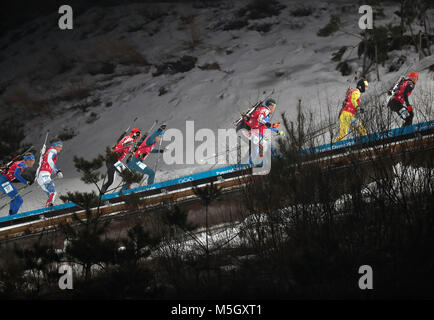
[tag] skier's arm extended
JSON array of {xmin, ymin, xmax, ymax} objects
[
  {"xmin": 260, "ymin": 114, "xmax": 279, "ymax": 135},
  {"xmin": 47, "ymin": 149, "xmax": 59, "ymax": 173},
  {"xmin": 14, "ymin": 163, "xmax": 28, "ymax": 184},
  {"xmin": 403, "ymin": 82, "xmax": 415, "ymax": 106},
  {"xmin": 263, "ymin": 115, "xmax": 279, "ymax": 133}
]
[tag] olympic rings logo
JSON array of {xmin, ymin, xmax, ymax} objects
[{"xmin": 177, "ymin": 177, "xmax": 194, "ymax": 184}]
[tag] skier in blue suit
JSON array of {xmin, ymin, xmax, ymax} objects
[{"xmin": 0, "ymin": 153, "xmax": 35, "ymax": 215}]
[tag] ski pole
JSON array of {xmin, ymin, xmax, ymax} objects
[
  {"xmin": 307, "ymin": 123, "xmax": 339, "ymax": 142},
  {"xmin": 0, "ymin": 184, "xmax": 27, "ymax": 202},
  {"xmin": 0, "ymin": 185, "xmax": 32, "ymax": 212},
  {"xmin": 198, "ymin": 145, "xmax": 240, "ymax": 163},
  {"xmin": 115, "ymin": 117, "xmax": 139, "ymax": 144},
  {"xmin": 153, "ymin": 134, "xmax": 163, "ymax": 181}
]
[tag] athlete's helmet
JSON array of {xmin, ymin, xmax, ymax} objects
[
  {"xmin": 356, "ymin": 79, "xmax": 369, "ymax": 93},
  {"xmin": 408, "ymin": 72, "xmax": 419, "ymax": 81},
  {"xmin": 263, "ymin": 98, "xmax": 276, "ymax": 108},
  {"xmin": 130, "ymin": 128, "xmax": 141, "ymax": 138}
]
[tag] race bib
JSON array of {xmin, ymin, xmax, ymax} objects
[
  {"xmin": 114, "ymin": 161, "xmax": 127, "ymax": 173},
  {"xmin": 137, "ymin": 161, "xmax": 147, "ymax": 170},
  {"xmin": 1, "ymin": 182, "xmax": 13, "ymax": 194},
  {"xmin": 40, "ymin": 174, "xmax": 51, "ymax": 184},
  {"xmin": 251, "ymin": 135, "xmax": 260, "ymax": 145}
]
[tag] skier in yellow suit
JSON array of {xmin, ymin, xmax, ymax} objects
[{"xmin": 334, "ymin": 78, "xmax": 368, "ymax": 142}]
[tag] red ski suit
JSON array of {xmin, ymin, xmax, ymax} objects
[
  {"xmin": 393, "ymin": 79, "xmax": 414, "ymax": 105},
  {"xmin": 134, "ymin": 138, "xmax": 156, "ymax": 161},
  {"xmin": 40, "ymin": 148, "xmax": 58, "ymax": 174},
  {"xmin": 113, "ymin": 133, "xmax": 140, "ymax": 161},
  {"xmin": 244, "ymin": 106, "xmax": 270, "ymax": 137},
  {"xmin": 3, "ymin": 161, "xmax": 25, "ymax": 182}
]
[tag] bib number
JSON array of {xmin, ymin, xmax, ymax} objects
[
  {"xmin": 40, "ymin": 174, "xmax": 51, "ymax": 184},
  {"xmin": 137, "ymin": 161, "xmax": 147, "ymax": 170},
  {"xmin": 114, "ymin": 161, "xmax": 127, "ymax": 173},
  {"xmin": 1, "ymin": 182, "xmax": 13, "ymax": 194}
]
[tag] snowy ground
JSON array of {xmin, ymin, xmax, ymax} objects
[
  {"xmin": 166, "ymin": 163, "xmax": 434, "ymax": 262},
  {"xmin": 1, "ymin": 0, "xmax": 433, "ymax": 215}
]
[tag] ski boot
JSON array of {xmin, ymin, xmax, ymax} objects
[{"xmin": 45, "ymin": 192, "xmax": 55, "ymax": 208}]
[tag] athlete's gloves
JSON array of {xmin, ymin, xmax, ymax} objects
[
  {"xmin": 277, "ymin": 131, "xmax": 285, "ymax": 136},
  {"xmin": 264, "ymin": 123, "xmax": 280, "ymax": 129},
  {"xmin": 159, "ymin": 149, "xmax": 165, "ymax": 153},
  {"xmin": 359, "ymin": 108, "xmax": 365, "ymax": 113},
  {"xmin": 56, "ymin": 170, "xmax": 63, "ymax": 179},
  {"xmin": 159, "ymin": 124, "xmax": 167, "ymax": 131}
]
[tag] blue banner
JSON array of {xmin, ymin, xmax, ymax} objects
[
  {"xmin": 303, "ymin": 120, "xmax": 434, "ymax": 155},
  {"xmin": 0, "ymin": 164, "xmax": 250, "ymax": 224}
]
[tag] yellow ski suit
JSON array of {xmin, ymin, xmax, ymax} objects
[{"xmin": 334, "ymin": 88, "xmax": 367, "ymax": 142}]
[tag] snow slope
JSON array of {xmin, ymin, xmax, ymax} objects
[{"xmin": 0, "ymin": 0, "xmax": 433, "ymax": 215}]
